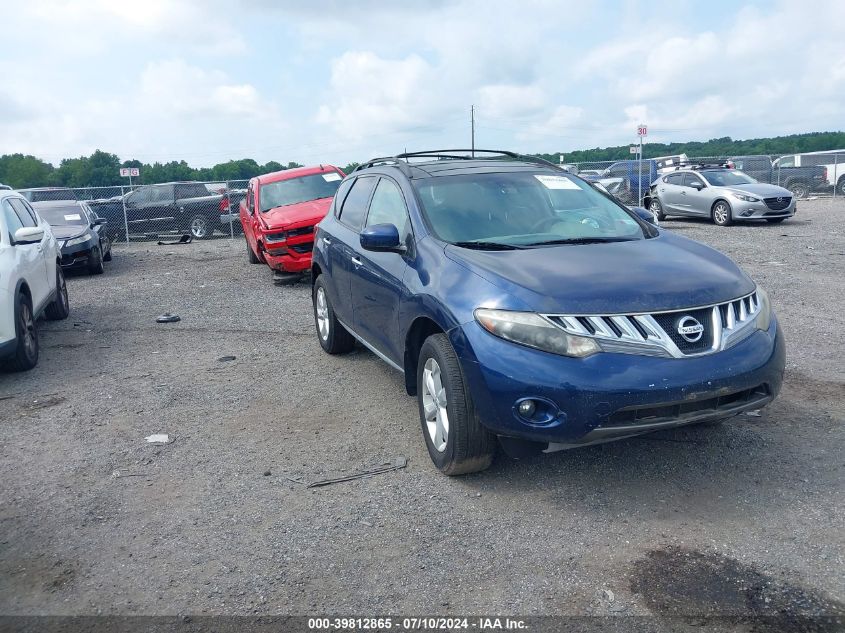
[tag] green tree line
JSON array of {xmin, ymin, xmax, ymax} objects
[{"xmin": 1, "ymin": 131, "xmax": 843, "ymax": 189}]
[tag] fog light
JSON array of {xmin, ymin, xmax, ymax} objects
[{"xmin": 518, "ymin": 400, "xmax": 536, "ymax": 417}]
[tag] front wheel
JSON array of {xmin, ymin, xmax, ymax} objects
[
  {"xmin": 838, "ymin": 177, "xmax": 845, "ymax": 197},
  {"xmin": 787, "ymin": 181, "xmax": 809, "ymax": 199},
  {"xmin": 312, "ymin": 275, "xmax": 355, "ymax": 354},
  {"xmin": 188, "ymin": 215, "xmax": 214, "ymax": 240},
  {"xmin": 8, "ymin": 293, "xmax": 38, "ymax": 371},
  {"xmin": 45, "ymin": 266, "xmax": 70, "ymax": 320},
  {"xmin": 712, "ymin": 200, "xmax": 733, "ymax": 226},
  {"xmin": 88, "ymin": 245, "xmax": 104, "ymax": 274},
  {"xmin": 247, "ymin": 240, "xmax": 261, "ymax": 264},
  {"xmin": 417, "ymin": 334, "xmax": 495, "ymax": 475},
  {"xmin": 650, "ymin": 198, "xmax": 666, "ymax": 221}
]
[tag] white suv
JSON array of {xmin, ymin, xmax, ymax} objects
[{"xmin": 1, "ymin": 191, "xmax": 70, "ymax": 371}]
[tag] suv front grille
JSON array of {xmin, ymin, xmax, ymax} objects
[
  {"xmin": 763, "ymin": 196, "xmax": 791, "ymax": 210},
  {"xmin": 545, "ymin": 290, "xmax": 761, "ymax": 358}
]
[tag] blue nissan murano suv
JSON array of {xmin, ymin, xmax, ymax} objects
[{"xmin": 311, "ymin": 150, "xmax": 785, "ymax": 475}]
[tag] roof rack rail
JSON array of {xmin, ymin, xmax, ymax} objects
[
  {"xmin": 673, "ymin": 160, "xmax": 733, "ymax": 171},
  {"xmin": 353, "ymin": 149, "xmax": 566, "ymax": 175}
]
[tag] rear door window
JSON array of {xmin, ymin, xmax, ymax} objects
[
  {"xmin": 665, "ymin": 173, "xmax": 684, "ymax": 185},
  {"xmin": 337, "ymin": 176, "xmax": 377, "ymax": 231}
]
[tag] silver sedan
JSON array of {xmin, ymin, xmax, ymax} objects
[{"xmin": 644, "ymin": 168, "xmax": 795, "ymax": 226}]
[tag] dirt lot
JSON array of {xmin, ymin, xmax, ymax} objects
[{"xmin": 1, "ymin": 200, "xmax": 843, "ymax": 622}]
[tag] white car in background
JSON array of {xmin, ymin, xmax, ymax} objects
[{"xmin": 1, "ymin": 191, "xmax": 69, "ymax": 371}]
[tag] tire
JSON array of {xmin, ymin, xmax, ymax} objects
[
  {"xmin": 188, "ymin": 215, "xmax": 214, "ymax": 240},
  {"xmin": 103, "ymin": 246, "xmax": 112, "ymax": 262},
  {"xmin": 649, "ymin": 198, "xmax": 666, "ymax": 221},
  {"xmin": 766, "ymin": 217, "xmax": 787, "ymax": 224},
  {"xmin": 8, "ymin": 293, "xmax": 38, "ymax": 371},
  {"xmin": 417, "ymin": 334, "xmax": 495, "ymax": 475},
  {"xmin": 712, "ymin": 200, "xmax": 733, "ymax": 226},
  {"xmin": 45, "ymin": 266, "xmax": 70, "ymax": 321},
  {"xmin": 787, "ymin": 181, "xmax": 809, "ymax": 199},
  {"xmin": 247, "ymin": 240, "xmax": 261, "ymax": 264},
  {"xmin": 838, "ymin": 177, "xmax": 845, "ymax": 197},
  {"xmin": 88, "ymin": 245, "xmax": 104, "ymax": 275},
  {"xmin": 312, "ymin": 275, "xmax": 355, "ymax": 354}
]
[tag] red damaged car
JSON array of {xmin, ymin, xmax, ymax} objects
[{"xmin": 240, "ymin": 165, "xmax": 345, "ymax": 283}]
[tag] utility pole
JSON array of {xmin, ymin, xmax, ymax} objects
[{"xmin": 471, "ymin": 105, "xmax": 475, "ymax": 157}]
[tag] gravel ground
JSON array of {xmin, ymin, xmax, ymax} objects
[{"xmin": 0, "ymin": 199, "xmax": 843, "ymax": 623}]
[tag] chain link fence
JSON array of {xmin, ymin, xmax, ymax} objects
[{"xmin": 565, "ymin": 151, "xmax": 845, "ymax": 206}]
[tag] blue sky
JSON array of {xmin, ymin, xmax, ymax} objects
[{"xmin": 1, "ymin": 0, "xmax": 843, "ymax": 167}]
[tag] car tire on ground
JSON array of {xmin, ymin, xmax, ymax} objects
[
  {"xmin": 712, "ymin": 200, "xmax": 733, "ymax": 226},
  {"xmin": 766, "ymin": 217, "xmax": 787, "ymax": 224},
  {"xmin": 44, "ymin": 266, "xmax": 70, "ymax": 321},
  {"xmin": 787, "ymin": 181, "xmax": 809, "ymax": 199},
  {"xmin": 312, "ymin": 275, "xmax": 355, "ymax": 354},
  {"xmin": 8, "ymin": 292, "xmax": 38, "ymax": 372},
  {"xmin": 837, "ymin": 177, "xmax": 845, "ymax": 197},
  {"xmin": 247, "ymin": 240, "xmax": 261, "ymax": 264},
  {"xmin": 88, "ymin": 246, "xmax": 104, "ymax": 275},
  {"xmin": 417, "ymin": 333, "xmax": 495, "ymax": 476},
  {"xmin": 103, "ymin": 245, "xmax": 112, "ymax": 262},
  {"xmin": 188, "ymin": 215, "xmax": 214, "ymax": 240},
  {"xmin": 650, "ymin": 198, "xmax": 667, "ymax": 221}
]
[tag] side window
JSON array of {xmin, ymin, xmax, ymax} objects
[
  {"xmin": 131, "ymin": 187, "xmax": 152, "ymax": 204},
  {"xmin": 245, "ymin": 183, "xmax": 254, "ymax": 213},
  {"xmin": 665, "ymin": 173, "xmax": 684, "ymax": 185},
  {"xmin": 9, "ymin": 199, "xmax": 38, "ymax": 227},
  {"xmin": 337, "ymin": 176, "xmax": 377, "ymax": 231},
  {"xmin": 365, "ymin": 178, "xmax": 410, "ymax": 234},
  {"xmin": 609, "ymin": 164, "xmax": 627, "ymax": 177},
  {"xmin": 776, "ymin": 156, "xmax": 795, "ymax": 168},
  {"xmin": 3, "ymin": 200, "xmax": 25, "ymax": 242},
  {"xmin": 332, "ymin": 178, "xmax": 355, "ymax": 218},
  {"xmin": 683, "ymin": 174, "xmax": 704, "ymax": 188}
]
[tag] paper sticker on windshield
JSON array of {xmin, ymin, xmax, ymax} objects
[
  {"xmin": 64, "ymin": 214, "xmax": 82, "ymax": 221},
  {"xmin": 534, "ymin": 175, "xmax": 580, "ymax": 190},
  {"xmin": 322, "ymin": 173, "xmax": 341, "ymax": 182}
]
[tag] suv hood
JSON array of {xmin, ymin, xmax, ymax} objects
[
  {"xmin": 444, "ymin": 231, "xmax": 755, "ymax": 315},
  {"xmin": 724, "ymin": 183, "xmax": 791, "ymax": 197},
  {"xmin": 259, "ymin": 197, "xmax": 332, "ymax": 231}
]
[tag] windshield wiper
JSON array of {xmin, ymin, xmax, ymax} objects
[
  {"xmin": 451, "ymin": 240, "xmax": 523, "ymax": 250},
  {"xmin": 525, "ymin": 237, "xmax": 637, "ymax": 246}
]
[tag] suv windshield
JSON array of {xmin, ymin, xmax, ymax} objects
[
  {"xmin": 260, "ymin": 173, "xmax": 342, "ymax": 212},
  {"xmin": 36, "ymin": 205, "xmax": 88, "ymax": 226},
  {"xmin": 413, "ymin": 172, "xmax": 646, "ymax": 247},
  {"xmin": 701, "ymin": 170, "xmax": 757, "ymax": 186}
]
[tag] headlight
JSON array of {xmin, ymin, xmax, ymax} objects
[
  {"xmin": 474, "ymin": 309, "xmax": 600, "ymax": 357},
  {"xmin": 65, "ymin": 236, "xmax": 89, "ymax": 247},
  {"xmin": 755, "ymin": 286, "xmax": 772, "ymax": 331},
  {"xmin": 731, "ymin": 191, "xmax": 760, "ymax": 202},
  {"xmin": 264, "ymin": 231, "xmax": 286, "ymax": 243}
]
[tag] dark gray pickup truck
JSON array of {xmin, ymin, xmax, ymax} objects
[
  {"xmin": 729, "ymin": 155, "xmax": 827, "ymax": 199},
  {"xmin": 88, "ymin": 182, "xmax": 224, "ymax": 240}
]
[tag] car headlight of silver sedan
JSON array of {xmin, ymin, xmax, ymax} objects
[
  {"xmin": 64, "ymin": 236, "xmax": 89, "ymax": 247},
  {"xmin": 730, "ymin": 191, "xmax": 761, "ymax": 202},
  {"xmin": 474, "ymin": 308, "xmax": 600, "ymax": 357}
]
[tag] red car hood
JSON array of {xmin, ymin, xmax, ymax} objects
[{"xmin": 259, "ymin": 197, "xmax": 333, "ymax": 230}]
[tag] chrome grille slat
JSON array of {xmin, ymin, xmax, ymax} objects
[{"xmin": 544, "ymin": 290, "xmax": 760, "ymax": 358}]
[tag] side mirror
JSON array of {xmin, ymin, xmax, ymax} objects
[
  {"xmin": 360, "ymin": 223, "xmax": 403, "ymax": 252},
  {"xmin": 691, "ymin": 181, "xmax": 705, "ymax": 190},
  {"xmin": 14, "ymin": 226, "xmax": 45, "ymax": 244},
  {"xmin": 94, "ymin": 218, "xmax": 108, "ymax": 225},
  {"xmin": 632, "ymin": 207, "xmax": 658, "ymax": 226}
]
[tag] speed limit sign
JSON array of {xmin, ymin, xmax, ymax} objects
[{"xmin": 637, "ymin": 124, "xmax": 648, "ymax": 137}]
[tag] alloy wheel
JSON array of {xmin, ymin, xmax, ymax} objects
[
  {"xmin": 315, "ymin": 287, "xmax": 329, "ymax": 341},
  {"xmin": 58, "ymin": 270, "xmax": 68, "ymax": 312},
  {"xmin": 20, "ymin": 303, "xmax": 36, "ymax": 357},
  {"xmin": 190, "ymin": 217, "xmax": 209, "ymax": 238},
  {"xmin": 421, "ymin": 358, "xmax": 449, "ymax": 453},
  {"xmin": 713, "ymin": 203, "xmax": 729, "ymax": 225}
]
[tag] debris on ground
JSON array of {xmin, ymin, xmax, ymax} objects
[
  {"xmin": 306, "ymin": 456, "xmax": 408, "ymax": 488},
  {"xmin": 263, "ymin": 470, "xmax": 271, "ymax": 476},
  {"xmin": 745, "ymin": 410, "xmax": 762, "ymax": 417},
  {"xmin": 145, "ymin": 434, "xmax": 170, "ymax": 444},
  {"xmin": 218, "ymin": 356, "xmax": 236, "ymax": 362},
  {"xmin": 157, "ymin": 235, "xmax": 193, "ymax": 245},
  {"xmin": 156, "ymin": 313, "xmax": 181, "ymax": 323}
]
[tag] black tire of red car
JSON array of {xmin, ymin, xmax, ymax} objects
[
  {"xmin": 188, "ymin": 214, "xmax": 214, "ymax": 240},
  {"xmin": 45, "ymin": 266, "xmax": 70, "ymax": 321},
  {"xmin": 766, "ymin": 217, "xmax": 787, "ymax": 224},
  {"xmin": 88, "ymin": 246, "xmax": 104, "ymax": 275},
  {"xmin": 247, "ymin": 240, "xmax": 261, "ymax": 264},
  {"xmin": 711, "ymin": 200, "xmax": 733, "ymax": 226},
  {"xmin": 8, "ymin": 292, "xmax": 38, "ymax": 371},
  {"xmin": 312, "ymin": 275, "xmax": 355, "ymax": 354},
  {"xmin": 416, "ymin": 334, "xmax": 495, "ymax": 476},
  {"xmin": 649, "ymin": 198, "xmax": 666, "ymax": 221},
  {"xmin": 786, "ymin": 181, "xmax": 809, "ymax": 199}
]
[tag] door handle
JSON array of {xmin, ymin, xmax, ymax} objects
[
  {"xmin": 351, "ymin": 257, "xmax": 362, "ymax": 266},
  {"xmin": 323, "ymin": 237, "xmax": 332, "ymax": 245}
]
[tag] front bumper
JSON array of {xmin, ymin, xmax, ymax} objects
[
  {"xmin": 262, "ymin": 235, "xmax": 314, "ymax": 273},
  {"xmin": 732, "ymin": 199, "xmax": 795, "ymax": 220},
  {"xmin": 60, "ymin": 242, "xmax": 96, "ymax": 267},
  {"xmin": 452, "ymin": 316, "xmax": 785, "ymax": 445}
]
